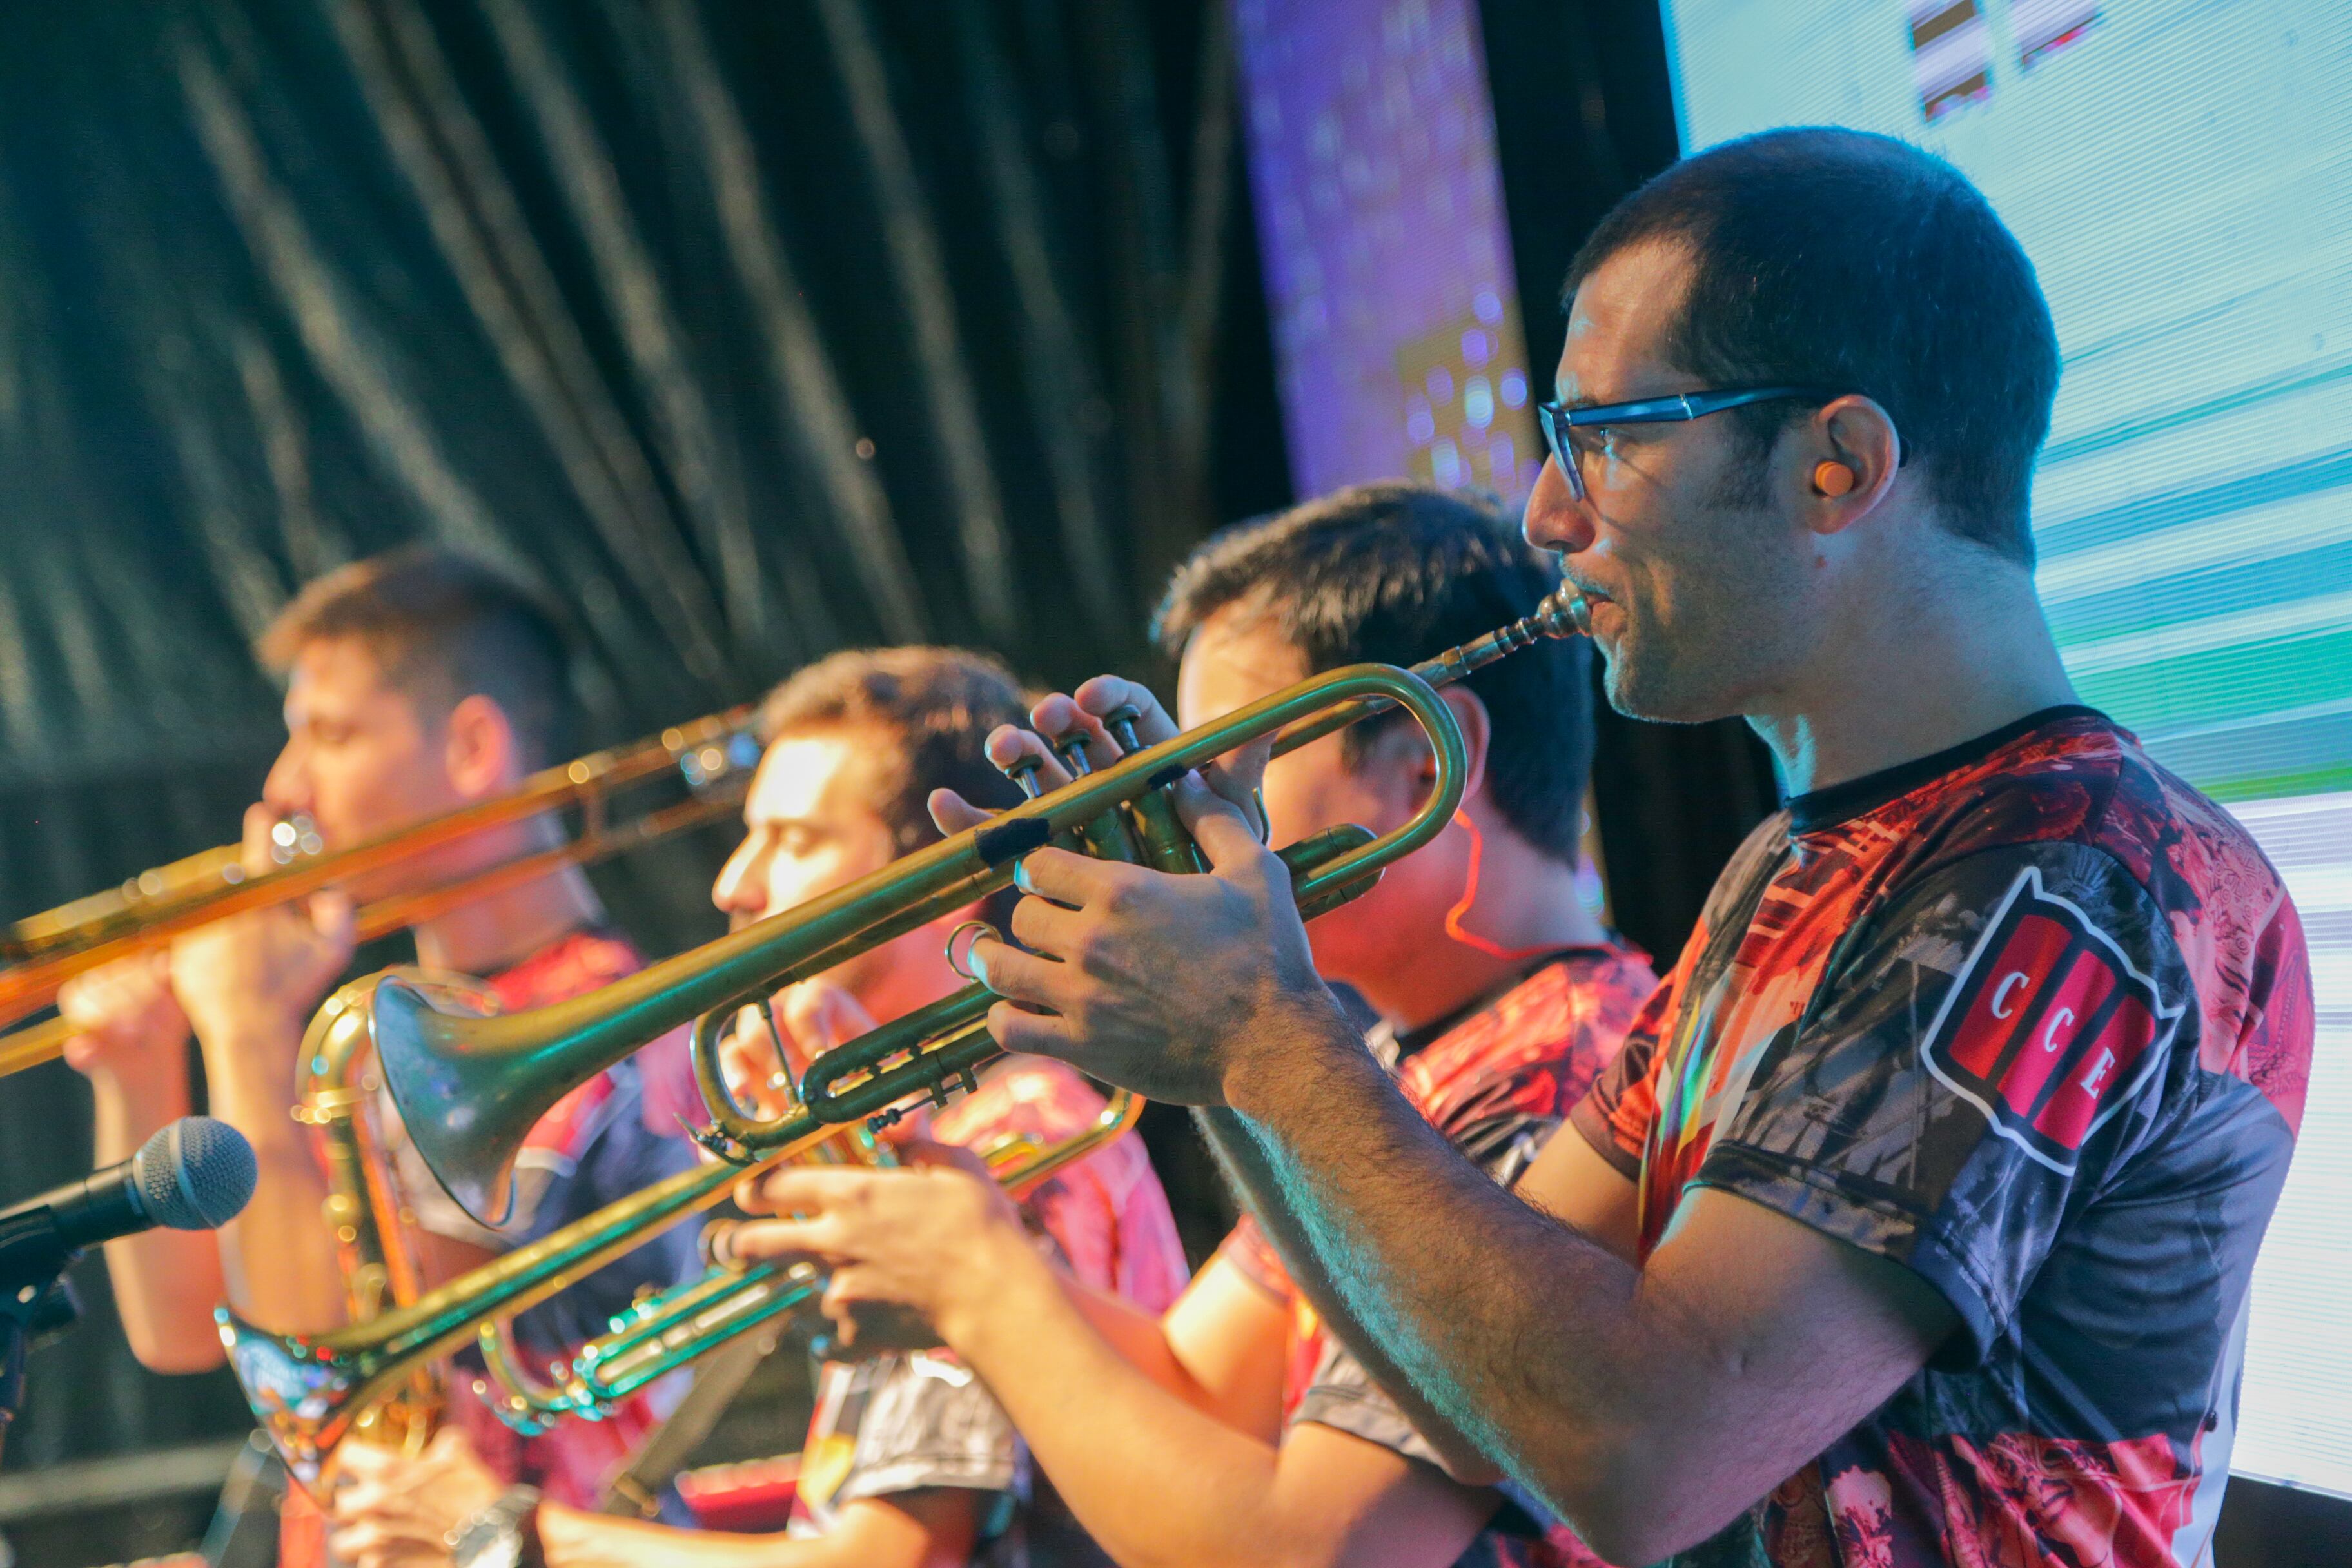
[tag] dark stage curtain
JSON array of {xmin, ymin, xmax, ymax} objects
[{"xmin": 0, "ymin": 0, "xmax": 1287, "ymax": 1509}]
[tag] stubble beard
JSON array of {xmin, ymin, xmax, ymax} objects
[{"xmin": 1596, "ymin": 480, "xmax": 1789, "ymax": 726}]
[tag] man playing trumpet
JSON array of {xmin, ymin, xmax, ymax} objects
[
  {"xmin": 61, "ymin": 549, "xmax": 705, "ymax": 1558},
  {"xmin": 728, "ymin": 489, "xmax": 1655, "ymax": 1568},
  {"xmin": 328, "ymin": 647, "xmax": 1190, "ymax": 1568},
  {"xmin": 763, "ymin": 131, "xmax": 2315, "ymax": 1568}
]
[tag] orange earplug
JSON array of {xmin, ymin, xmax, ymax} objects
[{"xmin": 1813, "ymin": 460, "xmax": 1856, "ymax": 497}]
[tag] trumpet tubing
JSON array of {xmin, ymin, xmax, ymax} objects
[
  {"xmin": 474, "ymin": 1088, "xmax": 1142, "ymax": 1435},
  {"xmin": 791, "ymin": 824, "xmax": 1381, "ymax": 1131}
]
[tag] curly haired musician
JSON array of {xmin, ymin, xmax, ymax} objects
[
  {"xmin": 328, "ymin": 647, "xmax": 1189, "ymax": 1568},
  {"xmin": 783, "ymin": 131, "xmax": 2314, "ymax": 1568},
  {"xmin": 58, "ymin": 549, "xmax": 705, "ymax": 1558},
  {"xmin": 726, "ymin": 491, "xmax": 1657, "ymax": 1568}
]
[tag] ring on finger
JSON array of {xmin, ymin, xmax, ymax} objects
[{"xmin": 943, "ymin": 920, "xmax": 995, "ymax": 983}]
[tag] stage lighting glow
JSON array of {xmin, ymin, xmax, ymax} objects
[
  {"xmin": 1233, "ymin": 0, "xmax": 1541, "ymax": 503},
  {"xmin": 1663, "ymin": 0, "xmax": 2352, "ymax": 1502}
]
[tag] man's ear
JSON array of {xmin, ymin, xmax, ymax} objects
[
  {"xmin": 1798, "ymin": 393, "xmax": 1903, "ymax": 536},
  {"xmin": 1405, "ymin": 686, "xmax": 1491, "ymax": 810},
  {"xmin": 442, "ymin": 694, "xmax": 523, "ymax": 800}
]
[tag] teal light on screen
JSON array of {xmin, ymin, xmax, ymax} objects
[{"xmin": 1659, "ymin": 0, "xmax": 2352, "ymax": 1500}]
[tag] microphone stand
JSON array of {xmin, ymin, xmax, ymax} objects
[{"xmin": 0, "ymin": 1207, "xmax": 86, "ymax": 1465}]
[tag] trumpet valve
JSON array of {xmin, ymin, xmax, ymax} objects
[
  {"xmin": 1050, "ymin": 727, "xmax": 1094, "ymax": 777},
  {"xmin": 1002, "ymin": 753, "xmax": 1046, "ymax": 799},
  {"xmin": 1101, "ymin": 704, "xmax": 1146, "ymax": 754}
]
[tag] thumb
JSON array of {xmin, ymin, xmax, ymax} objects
[
  {"xmin": 1170, "ymin": 772, "xmax": 1273, "ymax": 874},
  {"xmin": 309, "ymin": 888, "xmax": 357, "ymax": 948},
  {"xmin": 238, "ymin": 803, "xmax": 282, "ymax": 877},
  {"xmin": 424, "ymin": 1424, "xmax": 474, "ymax": 1463},
  {"xmin": 903, "ymin": 1137, "xmax": 992, "ymax": 1181},
  {"xmin": 1200, "ymin": 733, "xmax": 1274, "ymax": 818},
  {"xmin": 333, "ymin": 1440, "xmax": 392, "ymax": 1480}
]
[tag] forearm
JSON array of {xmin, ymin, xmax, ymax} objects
[
  {"xmin": 88, "ymin": 1071, "xmax": 230, "ymax": 1371},
  {"xmin": 202, "ymin": 1028, "xmax": 350, "ymax": 1335},
  {"xmin": 943, "ymin": 1233, "xmax": 1346, "ymax": 1568},
  {"xmin": 1195, "ymin": 1107, "xmax": 1494, "ymax": 1478},
  {"xmin": 535, "ymin": 1503, "xmax": 812, "ymax": 1568},
  {"xmin": 1057, "ymin": 1274, "xmax": 1253, "ymax": 1425},
  {"xmin": 541, "ymin": 1493, "xmax": 977, "ymax": 1568},
  {"xmin": 1220, "ymin": 1030, "xmax": 1664, "ymax": 1529}
]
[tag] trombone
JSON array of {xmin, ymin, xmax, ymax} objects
[
  {"xmin": 0, "ymin": 709, "xmax": 765, "ymax": 1076},
  {"xmin": 219, "ymin": 589, "xmax": 1587, "ymax": 1485}
]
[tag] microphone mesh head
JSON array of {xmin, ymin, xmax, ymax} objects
[{"xmin": 133, "ymin": 1117, "xmax": 259, "ymax": 1230}]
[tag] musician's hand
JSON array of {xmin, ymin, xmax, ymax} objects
[
  {"xmin": 927, "ymin": 676, "xmax": 1272, "ymax": 839},
  {"xmin": 57, "ymin": 952, "xmax": 191, "ymax": 1086},
  {"xmin": 169, "ymin": 804, "xmax": 355, "ymax": 1061},
  {"xmin": 327, "ymin": 1427, "xmax": 502, "ymax": 1568},
  {"xmin": 730, "ymin": 1141, "xmax": 1030, "ymax": 1354}
]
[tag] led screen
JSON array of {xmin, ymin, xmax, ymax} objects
[{"xmin": 1661, "ymin": 0, "xmax": 2352, "ymax": 1499}]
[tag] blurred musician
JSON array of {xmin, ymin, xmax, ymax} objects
[
  {"xmin": 724, "ymin": 491, "xmax": 1656, "ymax": 1568},
  {"xmin": 781, "ymin": 131, "xmax": 2315, "ymax": 1568},
  {"xmin": 328, "ymin": 647, "xmax": 1189, "ymax": 1568},
  {"xmin": 58, "ymin": 549, "xmax": 702, "ymax": 1558}
]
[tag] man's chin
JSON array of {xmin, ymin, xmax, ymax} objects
[{"xmin": 1596, "ymin": 645, "xmax": 1723, "ymax": 726}]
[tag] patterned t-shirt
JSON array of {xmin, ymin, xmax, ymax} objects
[
  {"xmin": 442, "ymin": 929, "xmax": 701, "ymax": 1507},
  {"xmin": 281, "ymin": 929, "xmax": 701, "ymax": 1565},
  {"xmin": 1569, "ymin": 707, "xmax": 2312, "ymax": 1568},
  {"xmin": 787, "ymin": 1057, "xmax": 1190, "ymax": 1567},
  {"xmin": 1220, "ymin": 944, "xmax": 1656, "ymax": 1568}
]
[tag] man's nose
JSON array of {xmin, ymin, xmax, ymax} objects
[
  {"xmin": 711, "ymin": 840, "xmax": 768, "ymax": 919},
  {"xmin": 261, "ymin": 744, "xmax": 310, "ymax": 819},
  {"xmin": 1522, "ymin": 456, "xmax": 1596, "ymax": 558}
]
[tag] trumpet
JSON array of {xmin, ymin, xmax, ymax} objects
[
  {"xmin": 469, "ymin": 1091, "xmax": 1141, "ymax": 1435},
  {"xmin": 220, "ymin": 588, "xmax": 1585, "ymax": 1486},
  {"xmin": 0, "ymin": 709, "xmax": 763, "ymax": 1075}
]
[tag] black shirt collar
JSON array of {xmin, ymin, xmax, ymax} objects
[{"xmin": 1783, "ymin": 705, "xmax": 2110, "ymax": 835}]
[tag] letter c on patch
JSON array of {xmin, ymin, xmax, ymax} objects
[
  {"xmin": 1991, "ymin": 970, "xmax": 2029, "ymax": 1019},
  {"xmin": 2041, "ymin": 1008, "xmax": 2075, "ymax": 1052}
]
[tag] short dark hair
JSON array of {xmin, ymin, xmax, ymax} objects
[
  {"xmin": 1565, "ymin": 126, "xmax": 2060, "ymax": 565},
  {"xmin": 259, "ymin": 547, "xmax": 572, "ymax": 765},
  {"xmin": 1154, "ymin": 483, "xmax": 1591, "ymax": 865},
  {"xmin": 757, "ymin": 647, "xmax": 1030, "ymax": 854}
]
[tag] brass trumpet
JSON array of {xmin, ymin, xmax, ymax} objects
[
  {"xmin": 470, "ymin": 1093, "xmax": 1141, "ymax": 1435},
  {"xmin": 369, "ymin": 589, "xmax": 1583, "ymax": 1229},
  {"xmin": 220, "ymin": 589, "xmax": 1584, "ymax": 1485},
  {"xmin": 0, "ymin": 710, "xmax": 763, "ymax": 1075}
]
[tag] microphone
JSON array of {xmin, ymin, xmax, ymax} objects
[{"xmin": 0, "ymin": 1117, "xmax": 258, "ymax": 1297}]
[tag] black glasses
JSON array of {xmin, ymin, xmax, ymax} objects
[{"xmin": 1534, "ymin": 386, "xmax": 1834, "ymax": 502}]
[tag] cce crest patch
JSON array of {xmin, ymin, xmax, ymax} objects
[{"xmin": 1921, "ymin": 866, "xmax": 2182, "ymax": 1175}]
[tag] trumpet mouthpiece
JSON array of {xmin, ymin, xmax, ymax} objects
[{"xmin": 1534, "ymin": 587, "xmax": 1591, "ymax": 640}]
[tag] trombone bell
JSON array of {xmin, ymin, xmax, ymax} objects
[
  {"xmin": 217, "ymin": 1308, "xmax": 434, "ymax": 1489},
  {"xmin": 369, "ymin": 973, "xmax": 538, "ymax": 1228}
]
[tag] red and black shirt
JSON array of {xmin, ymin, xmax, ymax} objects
[
  {"xmin": 1571, "ymin": 707, "xmax": 2312, "ymax": 1568},
  {"xmin": 1224, "ymin": 943, "xmax": 1658, "ymax": 1568}
]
